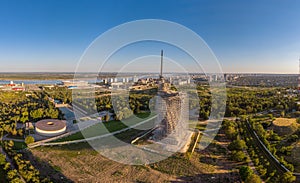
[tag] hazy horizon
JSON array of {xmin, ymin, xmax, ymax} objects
[{"xmin": 0, "ymin": 71, "xmax": 298, "ymax": 75}]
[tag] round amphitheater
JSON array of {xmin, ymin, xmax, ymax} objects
[
  {"xmin": 271, "ymin": 118, "xmax": 298, "ymax": 136},
  {"xmin": 35, "ymin": 119, "xmax": 67, "ymax": 137}
]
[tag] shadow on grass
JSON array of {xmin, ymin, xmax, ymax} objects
[
  {"xmin": 22, "ymin": 150, "xmax": 74, "ymax": 183},
  {"xmin": 53, "ymin": 127, "xmax": 147, "ymax": 152}
]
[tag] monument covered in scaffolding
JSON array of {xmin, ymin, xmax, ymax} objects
[{"xmin": 153, "ymin": 50, "xmax": 190, "ymax": 151}]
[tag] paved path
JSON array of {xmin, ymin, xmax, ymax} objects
[
  {"xmin": 32, "ymin": 114, "xmax": 158, "ymax": 147},
  {"xmin": 27, "ymin": 118, "xmax": 99, "ymax": 148},
  {"xmin": 2, "ymin": 134, "xmax": 25, "ymax": 142}
]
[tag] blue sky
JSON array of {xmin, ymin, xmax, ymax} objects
[{"xmin": 0, "ymin": 0, "xmax": 299, "ymax": 73}]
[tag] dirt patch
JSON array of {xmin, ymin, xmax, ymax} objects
[
  {"xmin": 273, "ymin": 118, "xmax": 296, "ymax": 127},
  {"xmin": 24, "ymin": 127, "xmax": 242, "ymax": 182},
  {"xmin": 28, "ymin": 145, "xmax": 176, "ymax": 183}
]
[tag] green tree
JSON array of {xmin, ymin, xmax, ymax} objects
[
  {"xmin": 20, "ymin": 111, "xmax": 29, "ymax": 123},
  {"xmin": 245, "ymin": 174, "xmax": 261, "ymax": 183},
  {"xmin": 225, "ymin": 125, "xmax": 237, "ymax": 139},
  {"xmin": 281, "ymin": 172, "xmax": 296, "ymax": 183},
  {"xmin": 46, "ymin": 108, "xmax": 59, "ymax": 119},
  {"xmin": 0, "ymin": 154, "xmax": 6, "ymax": 165},
  {"xmin": 7, "ymin": 169, "xmax": 18, "ymax": 180},
  {"xmin": 239, "ymin": 166, "xmax": 253, "ymax": 181},
  {"xmin": 7, "ymin": 140, "xmax": 14, "ymax": 148},
  {"xmin": 228, "ymin": 139, "xmax": 247, "ymax": 151},
  {"xmin": 17, "ymin": 129, "xmax": 23, "ymax": 136},
  {"xmin": 25, "ymin": 135, "xmax": 35, "ymax": 145},
  {"xmin": 232, "ymin": 151, "xmax": 246, "ymax": 162},
  {"xmin": 30, "ymin": 108, "xmax": 44, "ymax": 120},
  {"xmin": 10, "ymin": 178, "xmax": 24, "ymax": 183}
]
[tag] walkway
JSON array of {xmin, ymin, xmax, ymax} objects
[
  {"xmin": 2, "ymin": 134, "xmax": 25, "ymax": 142},
  {"xmin": 29, "ymin": 114, "xmax": 158, "ymax": 148}
]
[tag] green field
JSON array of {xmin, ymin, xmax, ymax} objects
[
  {"xmin": 55, "ymin": 112, "xmax": 156, "ymax": 142},
  {"xmin": 13, "ymin": 141, "xmax": 27, "ymax": 150}
]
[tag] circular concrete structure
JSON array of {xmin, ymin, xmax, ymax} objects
[{"xmin": 35, "ymin": 119, "xmax": 67, "ymax": 137}]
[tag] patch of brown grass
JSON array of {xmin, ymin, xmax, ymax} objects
[
  {"xmin": 271, "ymin": 118, "xmax": 298, "ymax": 136},
  {"xmin": 273, "ymin": 118, "xmax": 296, "ymax": 127}
]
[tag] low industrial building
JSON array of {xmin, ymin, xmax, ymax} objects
[{"xmin": 35, "ymin": 119, "xmax": 67, "ymax": 137}]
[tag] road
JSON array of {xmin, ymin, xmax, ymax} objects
[{"xmin": 244, "ymin": 118, "xmax": 300, "ymax": 180}]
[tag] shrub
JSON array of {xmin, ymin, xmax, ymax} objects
[
  {"xmin": 245, "ymin": 174, "xmax": 262, "ymax": 183},
  {"xmin": 239, "ymin": 166, "xmax": 253, "ymax": 181},
  {"xmin": 232, "ymin": 151, "xmax": 246, "ymax": 162},
  {"xmin": 281, "ymin": 172, "xmax": 296, "ymax": 183},
  {"xmin": 228, "ymin": 139, "xmax": 247, "ymax": 151},
  {"xmin": 25, "ymin": 135, "xmax": 35, "ymax": 145}
]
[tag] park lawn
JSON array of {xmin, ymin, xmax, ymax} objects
[
  {"xmin": 55, "ymin": 112, "xmax": 156, "ymax": 142},
  {"xmin": 13, "ymin": 141, "xmax": 27, "ymax": 150}
]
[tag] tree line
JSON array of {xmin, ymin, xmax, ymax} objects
[
  {"xmin": 1, "ymin": 140, "xmax": 52, "ymax": 182},
  {"xmin": 0, "ymin": 91, "xmax": 62, "ymax": 138}
]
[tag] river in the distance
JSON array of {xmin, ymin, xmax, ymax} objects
[{"xmin": 0, "ymin": 80, "xmax": 63, "ymax": 85}]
